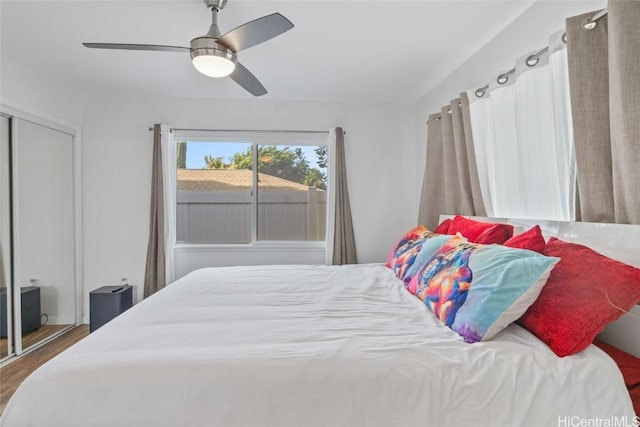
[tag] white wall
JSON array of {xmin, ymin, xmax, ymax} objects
[
  {"xmin": 81, "ymin": 94, "xmax": 417, "ymax": 319},
  {"xmin": 0, "ymin": 56, "xmax": 83, "ymax": 126},
  {"xmin": 412, "ymin": 0, "xmax": 606, "ymax": 202}
]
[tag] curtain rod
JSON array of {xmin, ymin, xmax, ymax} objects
[
  {"xmin": 148, "ymin": 127, "xmax": 345, "ymax": 135},
  {"xmin": 472, "ymin": 8, "xmax": 607, "ymax": 99}
]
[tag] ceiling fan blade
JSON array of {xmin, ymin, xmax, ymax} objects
[
  {"xmin": 217, "ymin": 13, "xmax": 294, "ymax": 53},
  {"xmin": 83, "ymin": 43, "xmax": 190, "ymax": 53},
  {"xmin": 229, "ymin": 62, "xmax": 267, "ymax": 97}
]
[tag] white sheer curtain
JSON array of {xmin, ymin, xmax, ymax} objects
[{"xmin": 468, "ymin": 31, "xmax": 575, "ymax": 221}]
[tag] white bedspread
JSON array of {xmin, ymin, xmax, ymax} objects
[{"xmin": 2, "ymin": 264, "xmax": 634, "ymax": 426}]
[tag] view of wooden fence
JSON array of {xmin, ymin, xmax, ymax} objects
[{"xmin": 176, "ymin": 188, "xmax": 326, "ymax": 243}]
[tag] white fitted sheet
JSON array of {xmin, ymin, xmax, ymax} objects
[{"xmin": 2, "ymin": 264, "xmax": 634, "ymax": 426}]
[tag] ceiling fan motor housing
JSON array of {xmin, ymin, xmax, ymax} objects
[
  {"xmin": 203, "ymin": 0, "xmax": 227, "ymax": 11},
  {"xmin": 190, "ymin": 36, "xmax": 237, "ymax": 65}
]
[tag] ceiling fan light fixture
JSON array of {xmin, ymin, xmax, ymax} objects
[
  {"xmin": 192, "ymin": 53, "xmax": 236, "ymax": 78},
  {"xmin": 190, "ymin": 36, "xmax": 237, "ymax": 78}
]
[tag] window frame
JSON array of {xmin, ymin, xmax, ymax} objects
[{"xmin": 172, "ymin": 130, "xmax": 329, "ymax": 249}]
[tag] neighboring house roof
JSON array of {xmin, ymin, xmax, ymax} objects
[{"xmin": 177, "ymin": 169, "xmax": 311, "ymax": 192}]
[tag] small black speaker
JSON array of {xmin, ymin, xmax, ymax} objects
[
  {"xmin": 0, "ymin": 286, "xmax": 41, "ymax": 337},
  {"xmin": 89, "ymin": 285, "xmax": 133, "ymax": 333}
]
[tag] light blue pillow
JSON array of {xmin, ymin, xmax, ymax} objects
[{"xmin": 411, "ymin": 235, "xmax": 559, "ymax": 342}]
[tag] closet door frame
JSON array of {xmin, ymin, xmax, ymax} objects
[
  {"xmin": 0, "ymin": 104, "xmax": 82, "ymax": 356},
  {"xmin": 0, "ymin": 113, "xmax": 14, "ymax": 362}
]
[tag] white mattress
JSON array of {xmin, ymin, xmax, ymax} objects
[{"xmin": 2, "ymin": 264, "xmax": 634, "ymax": 426}]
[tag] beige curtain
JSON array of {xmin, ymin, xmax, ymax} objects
[
  {"xmin": 331, "ymin": 127, "xmax": 357, "ymax": 265},
  {"xmin": 143, "ymin": 124, "xmax": 166, "ymax": 297},
  {"xmin": 566, "ymin": 3, "xmax": 640, "ymax": 224},
  {"xmin": 418, "ymin": 93, "xmax": 485, "ymax": 229}
]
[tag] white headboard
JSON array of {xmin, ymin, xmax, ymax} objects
[{"xmin": 440, "ymin": 215, "xmax": 640, "ymax": 357}]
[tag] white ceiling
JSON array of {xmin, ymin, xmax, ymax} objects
[{"xmin": 0, "ymin": 1, "xmax": 534, "ymax": 103}]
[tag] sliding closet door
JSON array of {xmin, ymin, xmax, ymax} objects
[
  {"xmin": 0, "ymin": 116, "xmax": 12, "ymax": 361},
  {"xmin": 12, "ymin": 118, "xmax": 75, "ymax": 353}
]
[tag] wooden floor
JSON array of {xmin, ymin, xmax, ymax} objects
[
  {"xmin": 0, "ymin": 324, "xmax": 88, "ymax": 415},
  {"xmin": 0, "ymin": 324, "xmax": 71, "ymax": 358}
]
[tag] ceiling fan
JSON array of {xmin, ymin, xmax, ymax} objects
[{"xmin": 82, "ymin": 0, "xmax": 294, "ymax": 97}]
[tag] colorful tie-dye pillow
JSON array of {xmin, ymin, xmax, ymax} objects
[
  {"xmin": 408, "ymin": 235, "xmax": 559, "ymax": 343},
  {"xmin": 386, "ymin": 226, "xmax": 435, "ymax": 283},
  {"xmin": 403, "ymin": 233, "xmax": 460, "ymax": 284}
]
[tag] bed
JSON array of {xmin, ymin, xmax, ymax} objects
[{"xmin": 1, "ymin": 218, "xmax": 638, "ymax": 427}]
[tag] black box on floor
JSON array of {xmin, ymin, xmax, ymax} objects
[
  {"xmin": 89, "ymin": 285, "xmax": 132, "ymax": 333},
  {"xmin": 0, "ymin": 286, "xmax": 41, "ymax": 337}
]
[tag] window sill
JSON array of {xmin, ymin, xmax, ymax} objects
[{"xmin": 174, "ymin": 241, "xmax": 326, "ymax": 253}]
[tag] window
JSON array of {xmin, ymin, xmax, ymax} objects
[{"xmin": 174, "ymin": 131, "xmax": 328, "ymax": 245}]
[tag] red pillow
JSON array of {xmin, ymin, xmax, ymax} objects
[
  {"xmin": 503, "ymin": 225, "xmax": 546, "ymax": 254},
  {"xmin": 446, "ymin": 215, "xmax": 513, "ymax": 244},
  {"xmin": 519, "ymin": 238, "xmax": 640, "ymax": 357},
  {"xmin": 475, "ymin": 224, "xmax": 515, "ymax": 245},
  {"xmin": 434, "ymin": 218, "xmax": 451, "ymax": 234}
]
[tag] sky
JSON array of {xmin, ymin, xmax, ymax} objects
[{"xmin": 182, "ymin": 140, "xmax": 325, "ymax": 170}]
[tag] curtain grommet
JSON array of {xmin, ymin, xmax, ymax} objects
[
  {"xmin": 475, "ymin": 85, "xmax": 489, "ymax": 98},
  {"xmin": 583, "ymin": 17, "xmax": 597, "ymax": 30},
  {"xmin": 497, "ymin": 74, "xmax": 509, "ymax": 85},
  {"xmin": 526, "ymin": 55, "xmax": 540, "ymax": 67}
]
